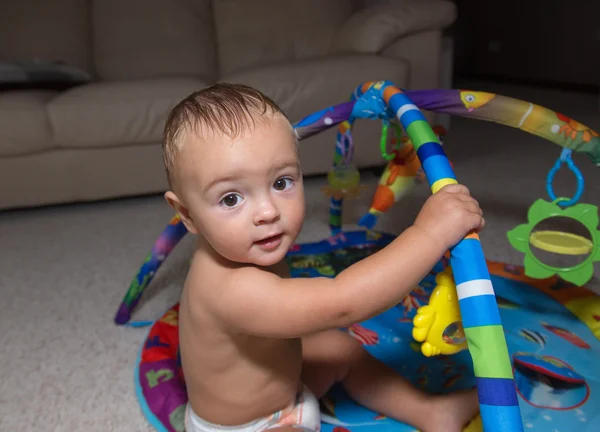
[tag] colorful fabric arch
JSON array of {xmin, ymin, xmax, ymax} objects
[{"xmin": 114, "ymin": 84, "xmax": 600, "ymax": 327}]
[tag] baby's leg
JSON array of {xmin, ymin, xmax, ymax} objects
[{"xmin": 301, "ymin": 330, "xmax": 479, "ymax": 432}]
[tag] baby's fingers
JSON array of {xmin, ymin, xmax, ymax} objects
[
  {"xmin": 440, "ymin": 184, "xmax": 470, "ymax": 196},
  {"xmin": 470, "ymin": 213, "xmax": 485, "ymax": 231},
  {"xmin": 463, "ymin": 200, "xmax": 483, "ymax": 216}
]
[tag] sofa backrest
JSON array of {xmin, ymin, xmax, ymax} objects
[
  {"xmin": 0, "ymin": 0, "xmax": 216, "ymax": 82},
  {"xmin": 213, "ymin": 0, "xmax": 359, "ymax": 76},
  {"xmin": 0, "ymin": 0, "xmax": 361, "ymax": 82},
  {"xmin": 0, "ymin": 0, "xmax": 93, "ymax": 74},
  {"xmin": 92, "ymin": 0, "xmax": 216, "ymax": 81}
]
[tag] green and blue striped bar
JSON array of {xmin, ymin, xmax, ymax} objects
[{"xmin": 381, "ymin": 82, "xmax": 523, "ymax": 432}]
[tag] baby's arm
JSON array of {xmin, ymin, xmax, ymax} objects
[
  {"xmin": 213, "ymin": 225, "xmax": 444, "ymax": 338},
  {"xmin": 212, "ymin": 185, "xmax": 483, "ymax": 338}
]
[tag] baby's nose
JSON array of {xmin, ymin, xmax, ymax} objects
[{"xmin": 254, "ymin": 200, "xmax": 281, "ymax": 225}]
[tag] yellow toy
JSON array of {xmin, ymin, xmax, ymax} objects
[
  {"xmin": 321, "ymin": 163, "xmax": 367, "ymax": 200},
  {"xmin": 412, "ymin": 266, "xmax": 468, "ymax": 357}
]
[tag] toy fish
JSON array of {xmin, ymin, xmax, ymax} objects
[
  {"xmin": 541, "ymin": 322, "xmax": 591, "ymax": 349},
  {"xmin": 460, "ymin": 90, "xmax": 496, "ymax": 112},
  {"xmin": 358, "ymin": 126, "xmax": 447, "ymax": 229},
  {"xmin": 348, "ymin": 323, "xmax": 379, "ymax": 345},
  {"xmin": 513, "ymin": 354, "xmax": 586, "ymax": 384},
  {"xmin": 519, "ymin": 329, "xmax": 547, "ymax": 348}
]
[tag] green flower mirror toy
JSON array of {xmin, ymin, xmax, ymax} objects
[{"xmin": 507, "ymin": 149, "xmax": 600, "ymax": 286}]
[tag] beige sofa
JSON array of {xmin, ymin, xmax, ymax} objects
[{"xmin": 0, "ymin": 0, "xmax": 457, "ymax": 210}]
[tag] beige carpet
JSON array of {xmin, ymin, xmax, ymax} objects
[{"xmin": 1, "ymin": 81, "xmax": 599, "ymax": 431}]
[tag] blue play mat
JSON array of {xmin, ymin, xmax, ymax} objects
[{"xmin": 134, "ymin": 230, "xmax": 600, "ymax": 432}]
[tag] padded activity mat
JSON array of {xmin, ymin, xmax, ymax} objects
[{"xmin": 135, "ymin": 231, "xmax": 600, "ymax": 432}]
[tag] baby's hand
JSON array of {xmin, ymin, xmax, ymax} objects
[{"xmin": 414, "ymin": 184, "xmax": 484, "ymax": 249}]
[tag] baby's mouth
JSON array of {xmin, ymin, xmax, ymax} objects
[{"xmin": 254, "ymin": 233, "xmax": 283, "ymax": 245}]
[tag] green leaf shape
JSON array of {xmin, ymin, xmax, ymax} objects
[
  {"xmin": 592, "ymin": 231, "xmax": 600, "ymax": 261},
  {"xmin": 563, "ymin": 203, "xmax": 600, "ymax": 230},
  {"xmin": 507, "ymin": 224, "xmax": 532, "ymax": 253},
  {"xmin": 523, "ymin": 254, "xmax": 555, "ymax": 280},
  {"xmin": 559, "ymin": 263, "xmax": 595, "ymax": 287},
  {"xmin": 527, "ymin": 199, "xmax": 562, "ymax": 225}
]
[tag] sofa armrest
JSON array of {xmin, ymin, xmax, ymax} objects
[
  {"xmin": 330, "ymin": 0, "xmax": 457, "ymax": 54},
  {"xmin": 383, "ymin": 30, "xmax": 445, "ymax": 91}
]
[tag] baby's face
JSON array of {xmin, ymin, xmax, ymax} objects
[{"xmin": 176, "ymin": 114, "xmax": 305, "ymax": 267}]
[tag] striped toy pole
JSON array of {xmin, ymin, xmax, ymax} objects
[{"xmin": 380, "ymin": 83, "xmax": 524, "ymax": 432}]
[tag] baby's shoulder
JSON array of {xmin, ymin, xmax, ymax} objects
[{"xmin": 186, "ymin": 255, "xmax": 276, "ymax": 293}]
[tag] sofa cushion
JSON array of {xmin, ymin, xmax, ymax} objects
[
  {"xmin": 0, "ymin": 60, "xmax": 92, "ymax": 91},
  {"xmin": 0, "ymin": 90, "xmax": 57, "ymax": 156},
  {"xmin": 221, "ymin": 54, "xmax": 409, "ymax": 125},
  {"xmin": 0, "ymin": 0, "xmax": 93, "ymax": 75},
  {"xmin": 47, "ymin": 78, "xmax": 210, "ymax": 148},
  {"xmin": 92, "ymin": 0, "xmax": 216, "ymax": 81},
  {"xmin": 214, "ymin": 0, "xmax": 358, "ymax": 75}
]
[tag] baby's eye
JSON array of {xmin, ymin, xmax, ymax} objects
[
  {"xmin": 273, "ymin": 177, "xmax": 293, "ymax": 191},
  {"xmin": 220, "ymin": 193, "xmax": 243, "ymax": 208}
]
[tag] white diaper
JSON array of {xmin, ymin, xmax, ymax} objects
[{"xmin": 185, "ymin": 386, "xmax": 321, "ymax": 432}]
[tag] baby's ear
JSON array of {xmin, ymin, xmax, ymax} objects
[{"xmin": 164, "ymin": 191, "xmax": 200, "ymax": 234}]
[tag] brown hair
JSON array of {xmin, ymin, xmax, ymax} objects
[{"xmin": 162, "ymin": 82, "xmax": 292, "ymax": 187}]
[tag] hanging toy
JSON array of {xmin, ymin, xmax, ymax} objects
[
  {"xmin": 321, "ymin": 163, "xmax": 364, "ymax": 200},
  {"xmin": 412, "ymin": 266, "xmax": 468, "ymax": 357},
  {"xmin": 358, "ymin": 124, "xmax": 447, "ymax": 229},
  {"xmin": 507, "ymin": 148, "xmax": 600, "ymax": 286},
  {"xmin": 321, "ymin": 123, "xmax": 367, "ymax": 200}
]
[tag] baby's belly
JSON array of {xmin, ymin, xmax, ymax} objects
[{"xmin": 184, "ymin": 337, "xmax": 303, "ymax": 426}]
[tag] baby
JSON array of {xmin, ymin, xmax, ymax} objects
[{"xmin": 162, "ymin": 83, "xmax": 483, "ymax": 432}]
